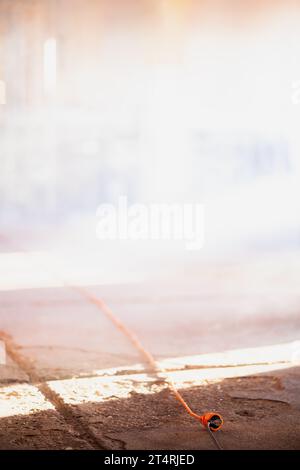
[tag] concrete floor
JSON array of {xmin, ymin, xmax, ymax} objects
[{"xmin": 0, "ymin": 233, "xmax": 300, "ymax": 450}]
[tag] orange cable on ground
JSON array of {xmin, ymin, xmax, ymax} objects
[
  {"xmin": 14, "ymin": 245, "xmax": 223, "ymax": 447},
  {"xmin": 73, "ymin": 285, "xmax": 224, "ymax": 449}
]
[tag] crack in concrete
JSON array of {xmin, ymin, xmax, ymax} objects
[
  {"xmin": 230, "ymin": 396, "xmax": 290, "ymax": 406},
  {"xmin": 0, "ymin": 331, "xmax": 109, "ymax": 450},
  {"xmin": 17, "ymin": 344, "xmax": 292, "ymax": 376}
]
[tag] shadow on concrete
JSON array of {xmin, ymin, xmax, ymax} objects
[{"xmin": 0, "ymin": 366, "xmax": 300, "ymax": 450}]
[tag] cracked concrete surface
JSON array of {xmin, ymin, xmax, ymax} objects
[{"xmin": 0, "ymin": 238, "xmax": 300, "ymax": 449}]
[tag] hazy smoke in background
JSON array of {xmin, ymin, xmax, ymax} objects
[{"xmin": 0, "ymin": 0, "xmax": 300, "ymax": 253}]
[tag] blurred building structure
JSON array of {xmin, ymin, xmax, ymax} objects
[{"xmin": 0, "ymin": 0, "xmax": 299, "ymax": 251}]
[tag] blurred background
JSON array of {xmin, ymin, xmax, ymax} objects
[{"xmin": 1, "ymin": 0, "xmax": 300, "ymax": 266}]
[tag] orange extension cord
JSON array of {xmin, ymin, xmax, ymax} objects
[
  {"xmin": 73, "ymin": 285, "xmax": 224, "ymax": 450},
  {"xmin": 14, "ymin": 245, "xmax": 223, "ymax": 447}
]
